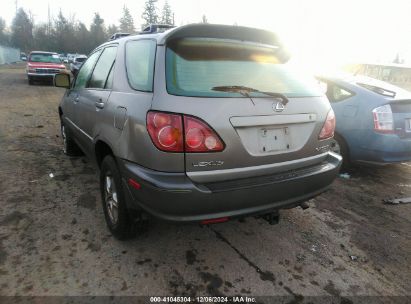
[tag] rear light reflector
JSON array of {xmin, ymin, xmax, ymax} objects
[
  {"xmin": 146, "ymin": 111, "xmax": 225, "ymax": 153},
  {"xmin": 372, "ymin": 104, "xmax": 394, "ymax": 133},
  {"xmin": 201, "ymin": 217, "xmax": 229, "ymax": 225},
  {"xmin": 319, "ymin": 109, "xmax": 336, "ymax": 140},
  {"xmin": 128, "ymin": 178, "xmax": 141, "ymax": 190}
]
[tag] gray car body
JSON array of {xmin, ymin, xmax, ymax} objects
[{"xmin": 59, "ymin": 24, "xmax": 341, "ymax": 221}]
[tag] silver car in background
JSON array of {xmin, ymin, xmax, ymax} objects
[
  {"xmin": 70, "ymin": 55, "xmax": 88, "ymax": 76},
  {"xmin": 54, "ymin": 24, "xmax": 342, "ymax": 239}
]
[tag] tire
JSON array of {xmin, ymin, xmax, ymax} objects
[
  {"xmin": 28, "ymin": 77, "xmax": 33, "ymax": 85},
  {"xmin": 330, "ymin": 134, "xmax": 350, "ymax": 170},
  {"xmin": 100, "ymin": 155, "xmax": 139, "ymax": 240},
  {"xmin": 60, "ymin": 120, "xmax": 82, "ymax": 156}
]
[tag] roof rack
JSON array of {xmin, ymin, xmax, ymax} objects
[
  {"xmin": 140, "ymin": 24, "xmax": 175, "ymax": 34},
  {"xmin": 109, "ymin": 32, "xmax": 131, "ymax": 41}
]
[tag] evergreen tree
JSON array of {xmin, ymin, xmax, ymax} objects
[
  {"xmin": 52, "ymin": 10, "xmax": 76, "ymax": 53},
  {"xmin": 33, "ymin": 24, "xmax": 51, "ymax": 50},
  {"xmin": 10, "ymin": 8, "xmax": 33, "ymax": 52},
  {"xmin": 142, "ymin": 0, "xmax": 159, "ymax": 28},
  {"xmin": 74, "ymin": 22, "xmax": 91, "ymax": 54},
  {"xmin": 0, "ymin": 17, "xmax": 9, "ymax": 45},
  {"xmin": 89, "ymin": 13, "xmax": 106, "ymax": 50},
  {"xmin": 160, "ymin": 1, "xmax": 174, "ymax": 25},
  {"xmin": 119, "ymin": 6, "xmax": 135, "ymax": 33},
  {"xmin": 107, "ymin": 24, "xmax": 119, "ymax": 36}
]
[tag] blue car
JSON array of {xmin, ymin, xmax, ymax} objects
[{"xmin": 317, "ymin": 75, "xmax": 411, "ymax": 166}]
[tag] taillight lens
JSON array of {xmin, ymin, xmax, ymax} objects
[
  {"xmin": 319, "ymin": 109, "xmax": 336, "ymax": 140},
  {"xmin": 146, "ymin": 111, "xmax": 224, "ymax": 153},
  {"xmin": 372, "ymin": 104, "xmax": 394, "ymax": 133},
  {"xmin": 184, "ymin": 116, "xmax": 224, "ymax": 152},
  {"xmin": 147, "ymin": 112, "xmax": 183, "ymax": 152}
]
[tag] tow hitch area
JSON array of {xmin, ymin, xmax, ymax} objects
[{"xmin": 262, "ymin": 211, "xmax": 280, "ymax": 225}]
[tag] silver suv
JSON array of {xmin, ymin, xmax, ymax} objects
[{"xmin": 54, "ymin": 24, "xmax": 342, "ymax": 239}]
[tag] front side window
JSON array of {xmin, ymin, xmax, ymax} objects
[
  {"xmin": 125, "ymin": 40, "xmax": 156, "ymax": 91},
  {"xmin": 88, "ymin": 46, "xmax": 117, "ymax": 89},
  {"xmin": 166, "ymin": 38, "xmax": 321, "ymax": 98},
  {"xmin": 74, "ymin": 50, "xmax": 102, "ymax": 89}
]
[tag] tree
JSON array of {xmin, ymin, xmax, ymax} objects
[
  {"xmin": 119, "ymin": 6, "xmax": 135, "ymax": 33},
  {"xmin": 201, "ymin": 14, "xmax": 208, "ymax": 24},
  {"xmin": 33, "ymin": 23, "xmax": 52, "ymax": 50},
  {"xmin": 0, "ymin": 17, "xmax": 9, "ymax": 45},
  {"xmin": 89, "ymin": 13, "xmax": 106, "ymax": 50},
  {"xmin": 74, "ymin": 22, "xmax": 91, "ymax": 54},
  {"xmin": 160, "ymin": 1, "xmax": 174, "ymax": 25},
  {"xmin": 10, "ymin": 8, "xmax": 33, "ymax": 51},
  {"xmin": 142, "ymin": 0, "xmax": 159, "ymax": 29},
  {"xmin": 107, "ymin": 24, "xmax": 119, "ymax": 36},
  {"xmin": 52, "ymin": 10, "xmax": 76, "ymax": 53}
]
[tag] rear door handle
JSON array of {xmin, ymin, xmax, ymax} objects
[{"xmin": 95, "ymin": 99, "xmax": 105, "ymax": 109}]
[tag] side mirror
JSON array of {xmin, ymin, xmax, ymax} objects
[{"xmin": 54, "ymin": 73, "xmax": 71, "ymax": 89}]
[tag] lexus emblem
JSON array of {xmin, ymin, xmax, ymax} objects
[{"xmin": 273, "ymin": 101, "xmax": 285, "ymax": 112}]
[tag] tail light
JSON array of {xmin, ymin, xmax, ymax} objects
[
  {"xmin": 319, "ymin": 109, "xmax": 336, "ymax": 140},
  {"xmin": 372, "ymin": 104, "xmax": 394, "ymax": 133},
  {"xmin": 146, "ymin": 112, "xmax": 183, "ymax": 152},
  {"xmin": 184, "ymin": 116, "xmax": 224, "ymax": 152},
  {"xmin": 146, "ymin": 111, "xmax": 225, "ymax": 153}
]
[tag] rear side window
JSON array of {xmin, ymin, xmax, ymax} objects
[
  {"xmin": 74, "ymin": 50, "xmax": 102, "ymax": 89},
  {"xmin": 165, "ymin": 38, "xmax": 321, "ymax": 98},
  {"xmin": 88, "ymin": 46, "xmax": 117, "ymax": 89},
  {"xmin": 125, "ymin": 40, "xmax": 156, "ymax": 92}
]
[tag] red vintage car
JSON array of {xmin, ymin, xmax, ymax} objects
[{"xmin": 26, "ymin": 51, "xmax": 69, "ymax": 85}]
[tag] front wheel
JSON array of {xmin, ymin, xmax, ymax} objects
[{"xmin": 100, "ymin": 155, "xmax": 140, "ymax": 240}]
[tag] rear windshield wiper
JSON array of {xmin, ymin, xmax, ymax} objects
[{"xmin": 211, "ymin": 85, "xmax": 289, "ymax": 105}]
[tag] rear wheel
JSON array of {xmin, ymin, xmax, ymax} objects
[
  {"xmin": 61, "ymin": 121, "xmax": 82, "ymax": 156},
  {"xmin": 330, "ymin": 134, "xmax": 350, "ymax": 169},
  {"xmin": 100, "ymin": 155, "xmax": 140, "ymax": 240}
]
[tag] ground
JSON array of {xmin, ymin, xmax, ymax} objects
[{"xmin": 0, "ymin": 64, "xmax": 410, "ymax": 302}]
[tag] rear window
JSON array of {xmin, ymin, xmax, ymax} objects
[
  {"xmin": 165, "ymin": 38, "xmax": 321, "ymax": 98},
  {"xmin": 30, "ymin": 53, "xmax": 61, "ymax": 63},
  {"xmin": 76, "ymin": 57, "xmax": 87, "ymax": 63}
]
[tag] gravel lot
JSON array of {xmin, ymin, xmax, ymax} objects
[{"xmin": 0, "ymin": 64, "xmax": 410, "ymax": 302}]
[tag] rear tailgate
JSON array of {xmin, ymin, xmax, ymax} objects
[
  {"xmin": 151, "ymin": 94, "xmax": 332, "ymax": 183},
  {"xmin": 391, "ymin": 99, "xmax": 411, "ymax": 138}
]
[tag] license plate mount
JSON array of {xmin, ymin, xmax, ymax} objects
[{"xmin": 259, "ymin": 127, "xmax": 291, "ymax": 152}]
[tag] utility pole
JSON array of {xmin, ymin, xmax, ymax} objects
[
  {"xmin": 48, "ymin": 3, "xmax": 51, "ymax": 35},
  {"xmin": 15, "ymin": 0, "xmax": 18, "ymax": 13}
]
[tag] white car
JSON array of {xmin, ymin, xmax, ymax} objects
[{"xmin": 70, "ymin": 55, "xmax": 87, "ymax": 75}]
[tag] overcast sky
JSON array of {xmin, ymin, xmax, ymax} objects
[{"xmin": 2, "ymin": 0, "xmax": 411, "ymax": 70}]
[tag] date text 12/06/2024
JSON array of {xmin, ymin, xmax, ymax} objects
[{"xmin": 149, "ymin": 296, "xmax": 257, "ymax": 303}]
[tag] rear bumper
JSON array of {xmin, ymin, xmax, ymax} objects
[
  {"xmin": 119, "ymin": 152, "xmax": 342, "ymax": 222},
  {"xmin": 356, "ymin": 132, "xmax": 411, "ymax": 163}
]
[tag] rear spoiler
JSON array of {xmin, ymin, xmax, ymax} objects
[{"xmin": 159, "ymin": 23, "xmax": 290, "ymax": 63}]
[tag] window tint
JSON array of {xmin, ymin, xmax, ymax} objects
[
  {"xmin": 88, "ymin": 46, "xmax": 117, "ymax": 89},
  {"xmin": 74, "ymin": 50, "xmax": 101, "ymax": 89},
  {"xmin": 126, "ymin": 40, "xmax": 156, "ymax": 91},
  {"xmin": 165, "ymin": 38, "xmax": 321, "ymax": 98}
]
